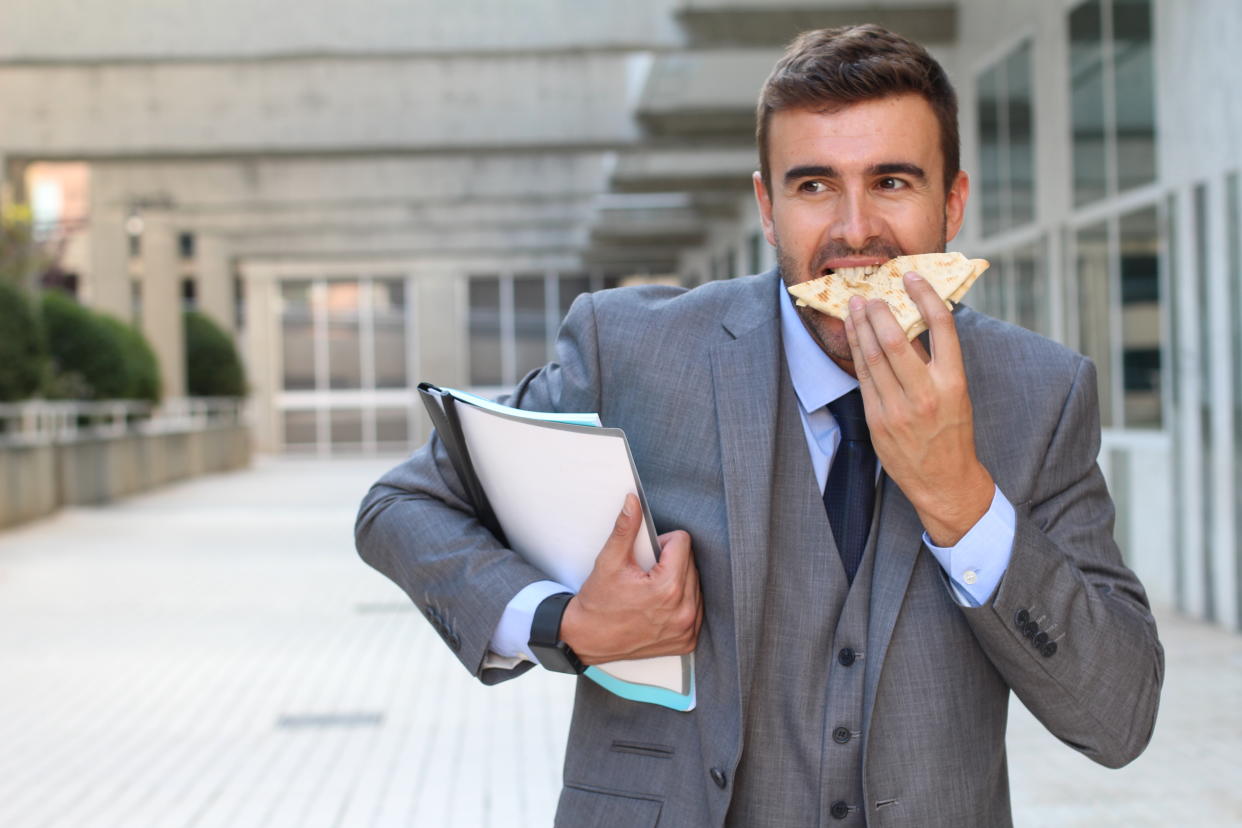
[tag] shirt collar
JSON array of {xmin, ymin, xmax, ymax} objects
[{"xmin": 777, "ymin": 277, "xmax": 859, "ymax": 414}]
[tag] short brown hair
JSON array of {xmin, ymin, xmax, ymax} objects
[{"xmin": 756, "ymin": 25, "xmax": 960, "ymax": 194}]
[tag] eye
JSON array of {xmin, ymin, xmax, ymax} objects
[
  {"xmin": 877, "ymin": 177, "xmax": 908, "ymax": 191},
  {"xmin": 798, "ymin": 180, "xmax": 827, "ymax": 194}
]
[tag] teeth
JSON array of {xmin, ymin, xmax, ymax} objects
[{"xmin": 827, "ymin": 265, "xmax": 880, "ymax": 280}]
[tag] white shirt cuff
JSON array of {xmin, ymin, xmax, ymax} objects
[
  {"xmin": 922, "ymin": 485, "xmax": 1016, "ymax": 607},
  {"xmin": 483, "ymin": 579, "xmax": 573, "ymax": 668}
]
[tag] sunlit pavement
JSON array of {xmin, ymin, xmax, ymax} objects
[{"xmin": 0, "ymin": 457, "xmax": 1237, "ymax": 827}]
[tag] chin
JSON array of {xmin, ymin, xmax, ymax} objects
[{"xmin": 799, "ymin": 308, "xmax": 852, "ymax": 363}]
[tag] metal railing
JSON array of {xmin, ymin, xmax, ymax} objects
[{"xmin": 0, "ymin": 398, "xmax": 246, "ymax": 446}]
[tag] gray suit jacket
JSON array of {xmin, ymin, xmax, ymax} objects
[{"xmin": 355, "ymin": 272, "xmax": 1163, "ymax": 827}]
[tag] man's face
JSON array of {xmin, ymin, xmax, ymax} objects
[{"xmin": 753, "ymin": 93, "xmax": 969, "ymax": 370}]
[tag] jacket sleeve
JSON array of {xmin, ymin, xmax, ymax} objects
[
  {"xmin": 353, "ymin": 293, "xmax": 603, "ymax": 685},
  {"xmin": 959, "ymin": 356, "xmax": 1164, "ymax": 768}
]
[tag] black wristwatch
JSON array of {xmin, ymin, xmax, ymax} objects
[{"xmin": 528, "ymin": 591, "xmax": 586, "ymax": 674}]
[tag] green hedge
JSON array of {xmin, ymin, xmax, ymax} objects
[
  {"xmin": 41, "ymin": 291, "xmax": 161, "ymax": 402},
  {"xmin": 184, "ymin": 310, "xmax": 246, "ymax": 397},
  {"xmin": 0, "ymin": 281, "xmax": 46, "ymax": 402}
]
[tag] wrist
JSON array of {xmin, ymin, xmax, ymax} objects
[{"xmin": 920, "ymin": 466, "xmax": 994, "ymax": 546}]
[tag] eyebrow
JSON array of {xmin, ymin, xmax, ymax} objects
[{"xmin": 783, "ymin": 162, "xmax": 928, "ymax": 185}]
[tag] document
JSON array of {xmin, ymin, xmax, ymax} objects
[{"xmin": 418, "ymin": 383, "xmax": 695, "ymax": 712}]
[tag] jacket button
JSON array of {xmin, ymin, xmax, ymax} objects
[
  {"xmin": 837, "ymin": 647, "xmax": 856, "ymax": 667},
  {"xmin": 710, "ymin": 767, "xmax": 727, "ymax": 788},
  {"xmin": 1041, "ymin": 641, "xmax": 1058, "ymax": 658},
  {"xmin": 1034, "ymin": 631, "xmax": 1049, "ymax": 647},
  {"xmin": 1023, "ymin": 621, "xmax": 1039, "ymax": 639},
  {"xmin": 830, "ymin": 800, "xmax": 850, "ymax": 819},
  {"xmin": 833, "ymin": 726, "xmax": 851, "ymax": 745},
  {"xmin": 1014, "ymin": 608, "xmax": 1030, "ymax": 629}
]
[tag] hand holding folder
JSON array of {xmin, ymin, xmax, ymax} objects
[{"xmin": 418, "ymin": 383, "xmax": 697, "ymax": 711}]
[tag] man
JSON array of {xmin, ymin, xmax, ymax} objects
[{"xmin": 356, "ymin": 25, "xmax": 1163, "ymax": 827}]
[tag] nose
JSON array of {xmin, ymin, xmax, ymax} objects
[{"xmin": 829, "ymin": 187, "xmax": 884, "ymax": 252}]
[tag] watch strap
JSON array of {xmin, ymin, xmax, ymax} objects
[{"xmin": 528, "ymin": 591, "xmax": 585, "ymax": 674}]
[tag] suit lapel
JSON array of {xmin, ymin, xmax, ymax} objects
[
  {"xmin": 710, "ymin": 274, "xmax": 782, "ymax": 711},
  {"xmin": 863, "ymin": 474, "xmax": 925, "ymax": 728}
]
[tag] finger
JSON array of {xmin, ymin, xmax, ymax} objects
[
  {"xmin": 848, "ymin": 295, "xmax": 903, "ymax": 403},
  {"xmin": 863, "ymin": 293, "xmax": 930, "ymax": 392},
  {"xmin": 844, "ymin": 313, "xmax": 884, "ymax": 416},
  {"xmin": 653, "ymin": 529, "xmax": 691, "ymax": 579},
  {"xmin": 903, "ymin": 272, "xmax": 962, "ymax": 369},
  {"xmin": 598, "ymin": 493, "xmax": 642, "ymax": 569}
]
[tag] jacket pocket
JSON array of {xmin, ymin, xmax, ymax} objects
[
  {"xmin": 610, "ymin": 740, "xmax": 675, "ymax": 760},
  {"xmin": 554, "ymin": 784, "xmax": 662, "ymax": 828}
]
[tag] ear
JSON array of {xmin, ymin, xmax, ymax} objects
[
  {"xmin": 944, "ymin": 169, "xmax": 969, "ymax": 243},
  {"xmin": 752, "ymin": 171, "xmax": 777, "ymax": 247}
]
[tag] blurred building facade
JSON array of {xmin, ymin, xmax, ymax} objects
[{"xmin": 1, "ymin": 0, "xmax": 1239, "ymax": 630}]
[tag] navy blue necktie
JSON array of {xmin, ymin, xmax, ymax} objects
[{"xmin": 823, "ymin": 389, "xmax": 877, "ymax": 585}]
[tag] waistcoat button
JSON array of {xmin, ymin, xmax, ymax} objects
[
  {"xmin": 837, "ymin": 647, "xmax": 856, "ymax": 667},
  {"xmin": 710, "ymin": 767, "xmax": 727, "ymax": 788},
  {"xmin": 832, "ymin": 726, "xmax": 851, "ymax": 745},
  {"xmin": 830, "ymin": 800, "xmax": 850, "ymax": 819}
]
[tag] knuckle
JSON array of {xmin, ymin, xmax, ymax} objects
[{"xmin": 864, "ymin": 347, "xmax": 886, "ymax": 367}]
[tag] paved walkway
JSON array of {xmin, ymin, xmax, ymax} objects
[{"xmin": 0, "ymin": 457, "xmax": 1238, "ymax": 827}]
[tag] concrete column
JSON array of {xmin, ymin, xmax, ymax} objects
[
  {"xmin": 140, "ymin": 218, "xmax": 186, "ymax": 399},
  {"xmin": 195, "ymin": 233, "xmax": 235, "ymax": 335},
  {"xmin": 85, "ymin": 206, "xmax": 133, "ymax": 322},
  {"xmin": 240, "ymin": 262, "xmax": 279, "ymax": 453}
]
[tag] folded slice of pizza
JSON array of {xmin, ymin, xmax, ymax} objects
[{"xmin": 787, "ymin": 252, "xmax": 990, "ymax": 340}]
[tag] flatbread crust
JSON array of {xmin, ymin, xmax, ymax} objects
[{"xmin": 787, "ymin": 252, "xmax": 990, "ymax": 340}]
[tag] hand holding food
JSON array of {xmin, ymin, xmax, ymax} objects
[{"xmin": 788, "ymin": 252, "xmax": 989, "ymax": 340}]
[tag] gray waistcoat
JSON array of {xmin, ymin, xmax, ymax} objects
[{"xmin": 726, "ymin": 370, "xmax": 879, "ymax": 827}]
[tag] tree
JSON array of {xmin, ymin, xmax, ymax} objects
[{"xmin": 0, "ymin": 204, "xmax": 50, "ymax": 292}]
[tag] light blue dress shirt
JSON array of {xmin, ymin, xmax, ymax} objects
[{"xmin": 486, "ymin": 281, "xmax": 1015, "ymax": 664}]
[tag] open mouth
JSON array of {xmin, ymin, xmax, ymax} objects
[{"xmin": 821, "ymin": 264, "xmax": 883, "ymax": 280}]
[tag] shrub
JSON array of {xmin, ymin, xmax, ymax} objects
[
  {"xmin": 184, "ymin": 310, "xmax": 246, "ymax": 397},
  {"xmin": 98, "ymin": 316, "xmax": 161, "ymax": 403},
  {"xmin": 41, "ymin": 292, "xmax": 160, "ymax": 401},
  {"xmin": 0, "ymin": 281, "xmax": 45, "ymax": 401}
]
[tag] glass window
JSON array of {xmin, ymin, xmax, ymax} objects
[
  {"xmin": 1077, "ymin": 222, "xmax": 1113, "ymax": 426},
  {"xmin": 513, "ymin": 274, "xmax": 548, "ymax": 379},
  {"xmin": 326, "ymin": 280, "xmax": 362, "ymax": 390},
  {"xmin": 1069, "ymin": 0, "xmax": 1156, "ymax": 206},
  {"xmin": 330, "ymin": 408, "xmax": 364, "ymax": 446},
  {"xmin": 558, "ymin": 274, "xmax": 591, "ymax": 318},
  {"xmin": 281, "ymin": 280, "xmax": 315, "ymax": 391},
  {"xmin": 977, "ymin": 65, "xmax": 1004, "ymax": 237},
  {"xmin": 1119, "ymin": 206, "xmax": 1161, "ymax": 427},
  {"xmin": 748, "ymin": 232, "xmax": 764, "ymax": 275},
  {"xmin": 283, "ymin": 409, "xmax": 317, "ymax": 448},
  {"xmin": 375, "ymin": 408, "xmax": 409, "ymax": 446},
  {"xmin": 372, "ymin": 278, "xmax": 407, "ymax": 389},
  {"xmin": 468, "ymin": 277, "xmax": 503, "ymax": 386},
  {"xmin": 1006, "ymin": 42, "xmax": 1035, "ymax": 227},
  {"xmin": 1013, "ymin": 239, "xmax": 1049, "ymax": 337},
  {"xmin": 1113, "ymin": 0, "xmax": 1156, "ymax": 191},
  {"xmin": 976, "ymin": 41, "xmax": 1035, "ymax": 236},
  {"xmin": 1071, "ymin": 0, "xmax": 1108, "ymax": 207}
]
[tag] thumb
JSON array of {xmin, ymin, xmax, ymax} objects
[{"xmin": 598, "ymin": 493, "xmax": 642, "ymax": 569}]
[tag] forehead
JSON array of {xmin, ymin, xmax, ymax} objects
[{"xmin": 767, "ymin": 94, "xmax": 942, "ymax": 175}]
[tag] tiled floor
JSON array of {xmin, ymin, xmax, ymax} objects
[{"xmin": 0, "ymin": 457, "xmax": 1237, "ymax": 827}]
